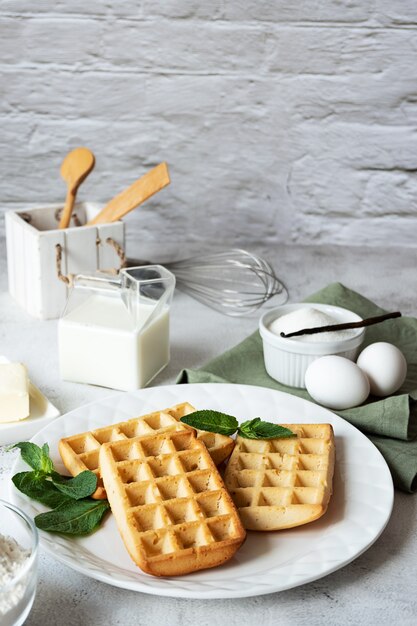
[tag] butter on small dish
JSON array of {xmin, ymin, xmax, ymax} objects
[
  {"xmin": 0, "ymin": 362, "xmax": 30, "ymax": 422},
  {"xmin": 0, "ymin": 356, "xmax": 60, "ymax": 444}
]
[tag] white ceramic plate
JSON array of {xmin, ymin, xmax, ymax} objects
[
  {"xmin": 9, "ymin": 383, "xmax": 393, "ymax": 599},
  {"xmin": 0, "ymin": 356, "xmax": 60, "ymax": 445}
]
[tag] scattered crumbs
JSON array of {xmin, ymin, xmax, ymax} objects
[{"xmin": 0, "ymin": 445, "xmax": 19, "ymax": 478}]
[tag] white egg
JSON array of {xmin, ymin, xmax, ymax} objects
[
  {"xmin": 305, "ymin": 355, "xmax": 370, "ymax": 410},
  {"xmin": 357, "ymin": 342, "xmax": 407, "ymax": 397}
]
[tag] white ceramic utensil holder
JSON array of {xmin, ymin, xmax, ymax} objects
[{"xmin": 5, "ymin": 202, "xmax": 125, "ymax": 319}]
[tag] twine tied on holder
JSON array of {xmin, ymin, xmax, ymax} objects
[
  {"xmin": 55, "ymin": 237, "xmax": 127, "ymax": 286},
  {"xmin": 54, "ymin": 207, "xmax": 82, "ymax": 228}
]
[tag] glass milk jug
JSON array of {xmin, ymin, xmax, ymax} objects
[{"xmin": 58, "ymin": 265, "xmax": 175, "ymax": 391}]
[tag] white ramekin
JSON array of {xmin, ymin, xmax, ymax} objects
[{"xmin": 259, "ymin": 303, "xmax": 365, "ymax": 389}]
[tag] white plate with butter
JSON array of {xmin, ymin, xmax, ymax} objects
[
  {"xmin": 0, "ymin": 356, "xmax": 60, "ymax": 445},
  {"xmin": 8, "ymin": 383, "xmax": 393, "ymax": 598}
]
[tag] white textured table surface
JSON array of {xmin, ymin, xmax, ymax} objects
[{"xmin": 0, "ymin": 237, "xmax": 416, "ymax": 626}]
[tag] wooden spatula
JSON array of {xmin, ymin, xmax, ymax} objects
[
  {"xmin": 59, "ymin": 147, "xmax": 95, "ymax": 229},
  {"xmin": 87, "ymin": 162, "xmax": 170, "ymax": 225}
]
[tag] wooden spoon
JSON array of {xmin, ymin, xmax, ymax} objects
[
  {"xmin": 59, "ymin": 147, "xmax": 95, "ymax": 229},
  {"xmin": 87, "ymin": 162, "xmax": 170, "ymax": 225}
]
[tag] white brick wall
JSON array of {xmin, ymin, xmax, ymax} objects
[{"xmin": 1, "ymin": 1, "xmax": 417, "ymax": 248}]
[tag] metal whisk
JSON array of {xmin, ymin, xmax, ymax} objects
[{"xmin": 127, "ymin": 249, "xmax": 288, "ymax": 316}]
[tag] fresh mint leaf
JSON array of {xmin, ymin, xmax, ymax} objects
[
  {"xmin": 12, "ymin": 441, "xmax": 109, "ymax": 537},
  {"xmin": 52, "ymin": 471, "xmax": 97, "ymax": 500},
  {"xmin": 180, "ymin": 410, "xmax": 238, "ymax": 436},
  {"xmin": 35, "ymin": 500, "xmax": 110, "ymax": 535},
  {"xmin": 238, "ymin": 418, "xmax": 295, "ymax": 440},
  {"xmin": 12, "ymin": 442, "xmax": 54, "ymax": 474},
  {"xmin": 180, "ymin": 410, "xmax": 295, "ymax": 440},
  {"xmin": 12, "ymin": 471, "xmax": 72, "ymax": 509},
  {"xmin": 41, "ymin": 443, "xmax": 54, "ymax": 474}
]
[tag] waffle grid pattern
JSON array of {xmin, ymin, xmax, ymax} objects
[
  {"xmin": 100, "ymin": 430, "xmax": 245, "ymax": 576},
  {"xmin": 58, "ymin": 403, "xmax": 234, "ymax": 499},
  {"xmin": 225, "ymin": 424, "xmax": 334, "ymax": 531}
]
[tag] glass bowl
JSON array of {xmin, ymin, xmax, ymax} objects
[{"xmin": 0, "ymin": 500, "xmax": 38, "ymax": 626}]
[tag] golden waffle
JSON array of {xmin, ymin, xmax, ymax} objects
[
  {"xmin": 224, "ymin": 424, "xmax": 335, "ymax": 531},
  {"xmin": 100, "ymin": 429, "xmax": 246, "ymax": 576},
  {"xmin": 59, "ymin": 403, "xmax": 234, "ymax": 499}
]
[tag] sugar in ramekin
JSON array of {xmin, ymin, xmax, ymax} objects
[{"xmin": 259, "ymin": 303, "xmax": 365, "ymax": 389}]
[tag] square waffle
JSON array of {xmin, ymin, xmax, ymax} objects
[
  {"xmin": 59, "ymin": 403, "xmax": 234, "ymax": 499},
  {"xmin": 99, "ymin": 429, "xmax": 246, "ymax": 576},
  {"xmin": 224, "ymin": 424, "xmax": 335, "ymax": 531}
]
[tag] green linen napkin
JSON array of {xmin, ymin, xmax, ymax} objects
[{"xmin": 178, "ymin": 282, "xmax": 417, "ymax": 493}]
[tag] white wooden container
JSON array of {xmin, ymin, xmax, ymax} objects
[{"xmin": 5, "ymin": 202, "xmax": 125, "ymax": 320}]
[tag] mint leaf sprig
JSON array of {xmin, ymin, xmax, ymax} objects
[
  {"xmin": 13, "ymin": 442, "xmax": 54, "ymax": 474},
  {"xmin": 180, "ymin": 410, "xmax": 295, "ymax": 439},
  {"xmin": 238, "ymin": 418, "xmax": 295, "ymax": 440},
  {"xmin": 11, "ymin": 441, "xmax": 109, "ymax": 535}
]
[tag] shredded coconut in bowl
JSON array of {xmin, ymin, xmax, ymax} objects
[
  {"xmin": 269, "ymin": 307, "xmax": 358, "ymax": 343},
  {"xmin": 0, "ymin": 533, "xmax": 31, "ymax": 617}
]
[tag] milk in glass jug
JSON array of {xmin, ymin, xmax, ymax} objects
[{"xmin": 58, "ymin": 265, "xmax": 175, "ymax": 391}]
